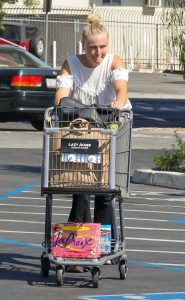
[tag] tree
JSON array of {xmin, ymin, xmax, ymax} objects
[
  {"xmin": 163, "ymin": 0, "xmax": 185, "ymax": 78},
  {"xmin": 0, "ymin": 0, "xmax": 39, "ymax": 21}
]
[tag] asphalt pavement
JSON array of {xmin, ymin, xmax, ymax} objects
[
  {"xmin": 0, "ymin": 71, "xmax": 185, "ymax": 300},
  {"xmin": 128, "ymin": 71, "xmax": 185, "ymax": 190},
  {"xmin": 128, "ymin": 71, "xmax": 185, "ymax": 100}
]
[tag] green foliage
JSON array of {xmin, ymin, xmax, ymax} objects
[
  {"xmin": 164, "ymin": 1, "xmax": 185, "ymax": 76},
  {"xmin": 163, "ymin": 1, "xmax": 185, "ymax": 78},
  {"xmin": 154, "ymin": 132, "xmax": 185, "ymax": 172},
  {"xmin": 0, "ymin": 0, "xmax": 39, "ymax": 21},
  {"xmin": 23, "ymin": 0, "xmax": 40, "ymax": 8}
]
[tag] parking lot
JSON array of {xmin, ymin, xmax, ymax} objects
[
  {"xmin": 0, "ymin": 123, "xmax": 185, "ymax": 300},
  {"xmin": 1, "ymin": 181, "xmax": 185, "ymax": 299}
]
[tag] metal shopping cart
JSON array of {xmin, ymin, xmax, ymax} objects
[{"xmin": 41, "ymin": 102, "xmax": 133, "ymax": 288}]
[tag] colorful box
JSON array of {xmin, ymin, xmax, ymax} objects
[
  {"xmin": 52, "ymin": 223, "xmax": 101, "ymax": 258},
  {"xmin": 100, "ymin": 225, "xmax": 111, "ymax": 254}
]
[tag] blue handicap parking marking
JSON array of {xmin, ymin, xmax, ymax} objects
[
  {"xmin": 0, "ymin": 184, "xmax": 36, "ymax": 201},
  {"xmin": 169, "ymin": 219, "xmax": 185, "ymax": 224},
  {"xmin": 0, "ymin": 237, "xmax": 41, "ymax": 248},
  {"xmin": 79, "ymin": 292, "xmax": 185, "ymax": 300}
]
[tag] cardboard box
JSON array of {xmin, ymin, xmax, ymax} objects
[
  {"xmin": 52, "ymin": 223, "xmax": 101, "ymax": 258},
  {"xmin": 100, "ymin": 225, "xmax": 111, "ymax": 254}
]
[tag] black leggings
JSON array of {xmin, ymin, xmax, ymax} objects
[{"xmin": 68, "ymin": 194, "xmax": 113, "ymax": 225}]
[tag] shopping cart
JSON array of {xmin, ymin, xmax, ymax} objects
[{"xmin": 41, "ymin": 103, "xmax": 133, "ymax": 288}]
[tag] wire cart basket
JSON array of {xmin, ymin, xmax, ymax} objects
[{"xmin": 41, "ymin": 104, "xmax": 133, "ymax": 288}]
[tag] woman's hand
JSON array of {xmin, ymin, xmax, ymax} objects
[{"xmin": 111, "ymin": 100, "xmax": 124, "ymax": 110}]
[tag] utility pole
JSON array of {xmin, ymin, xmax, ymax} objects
[{"xmin": 43, "ymin": 0, "xmax": 52, "ymax": 64}]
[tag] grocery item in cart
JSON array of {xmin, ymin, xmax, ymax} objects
[
  {"xmin": 49, "ymin": 119, "xmax": 111, "ymax": 189},
  {"xmin": 100, "ymin": 225, "xmax": 111, "ymax": 254},
  {"xmin": 51, "ymin": 223, "xmax": 101, "ymax": 258}
]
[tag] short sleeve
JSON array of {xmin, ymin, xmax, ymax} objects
[
  {"xmin": 112, "ymin": 68, "xmax": 129, "ymax": 82},
  {"xmin": 56, "ymin": 75, "xmax": 73, "ymax": 89}
]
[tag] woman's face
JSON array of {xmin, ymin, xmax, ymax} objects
[{"xmin": 83, "ymin": 32, "xmax": 108, "ymax": 68}]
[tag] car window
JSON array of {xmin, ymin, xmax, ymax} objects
[
  {"xmin": 0, "ymin": 52, "xmax": 19, "ymax": 67},
  {"xmin": 0, "ymin": 25, "xmax": 20, "ymax": 41},
  {"xmin": 0, "ymin": 47, "xmax": 49, "ymax": 68}
]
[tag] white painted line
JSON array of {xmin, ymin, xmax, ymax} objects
[
  {"xmin": 126, "ymin": 202, "xmax": 185, "ymax": 209},
  {"xmin": 1, "ymin": 229, "xmax": 184, "ymax": 243},
  {"xmin": 127, "ymin": 237, "xmax": 185, "ymax": 243},
  {"xmin": 146, "ymin": 263, "xmax": 185, "ymax": 267},
  {"xmin": 5, "ymin": 204, "xmax": 185, "ymax": 217},
  {"xmin": 8, "ymin": 196, "xmax": 48, "ymax": 200},
  {"xmin": 22, "ymin": 190, "xmax": 41, "ymax": 193},
  {"xmin": 127, "ymin": 249, "xmax": 185, "ymax": 254},
  {"xmin": 131, "ymin": 190, "xmax": 185, "ymax": 195},
  {"xmin": 131, "ymin": 196, "xmax": 185, "ymax": 202},
  {"xmin": 0, "ymin": 219, "xmax": 44, "ymax": 224},
  {"xmin": 8, "ymin": 196, "xmax": 71, "ymax": 202},
  {"xmin": 0, "ymin": 210, "xmax": 68, "ymax": 216},
  {"xmin": 125, "ymin": 209, "xmax": 185, "ymax": 215},
  {"xmin": 0, "ymin": 230, "xmax": 42, "ymax": 234},
  {"xmin": 23, "ymin": 190, "xmax": 71, "ymax": 196},
  {"xmin": 8, "ymin": 194, "xmax": 185, "ymax": 202},
  {"xmin": 0, "ymin": 203, "xmax": 72, "ymax": 209},
  {"xmin": 0, "ymin": 211, "xmax": 167, "ymax": 222},
  {"xmin": 0, "ymin": 221, "xmax": 183, "ymax": 235},
  {"xmin": 0, "ymin": 219, "xmax": 183, "ymax": 233},
  {"xmin": 0, "ymin": 211, "xmax": 168, "ymax": 222},
  {"xmin": 126, "ymin": 217, "xmax": 167, "ymax": 222},
  {"xmin": 126, "ymin": 226, "xmax": 185, "ymax": 232}
]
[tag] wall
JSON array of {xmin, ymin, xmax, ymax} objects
[{"xmin": 93, "ymin": 0, "xmax": 145, "ymax": 7}]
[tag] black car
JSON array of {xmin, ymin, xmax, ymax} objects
[
  {"xmin": 0, "ymin": 22, "xmax": 45, "ymax": 58},
  {"xmin": 0, "ymin": 45, "xmax": 59, "ymax": 130}
]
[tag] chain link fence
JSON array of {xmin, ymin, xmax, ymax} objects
[{"xmin": 2, "ymin": 6, "xmax": 184, "ymax": 71}]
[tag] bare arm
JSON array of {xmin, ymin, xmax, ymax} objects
[
  {"xmin": 55, "ymin": 60, "xmax": 71, "ymax": 106},
  {"xmin": 111, "ymin": 55, "xmax": 128, "ymax": 110}
]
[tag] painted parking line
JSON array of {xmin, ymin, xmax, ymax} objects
[
  {"xmin": 79, "ymin": 292, "xmax": 185, "ymax": 300},
  {"xmin": 170, "ymin": 220, "xmax": 185, "ymax": 224},
  {"xmin": 128, "ymin": 259, "xmax": 185, "ymax": 273},
  {"xmin": 1, "ymin": 234, "xmax": 185, "ymax": 274},
  {"xmin": 0, "ymin": 237, "xmax": 41, "ymax": 248},
  {"xmin": 0, "ymin": 184, "xmax": 36, "ymax": 201}
]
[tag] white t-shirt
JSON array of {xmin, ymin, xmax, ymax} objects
[{"xmin": 56, "ymin": 53, "xmax": 132, "ymax": 110}]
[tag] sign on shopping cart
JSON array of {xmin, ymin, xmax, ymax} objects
[{"xmin": 60, "ymin": 138, "xmax": 101, "ymax": 163}]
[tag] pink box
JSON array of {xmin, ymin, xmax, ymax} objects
[{"xmin": 52, "ymin": 223, "xmax": 101, "ymax": 258}]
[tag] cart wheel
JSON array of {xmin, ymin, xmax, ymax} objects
[
  {"xmin": 119, "ymin": 259, "xmax": 128, "ymax": 280},
  {"xmin": 56, "ymin": 266, "xmax": 65, "ymax": 287},
  {"xmin": 41, "ymin": 253, "xmax": 50, "ymax": 278},
  {"xmin": 91, "ymin": 267, "xmax": 101, "ymax": 288}
]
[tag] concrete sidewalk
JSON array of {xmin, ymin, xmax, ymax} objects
[{"xmin": 129, "ymin": 71, "xmax": 185, "ymax": 190}]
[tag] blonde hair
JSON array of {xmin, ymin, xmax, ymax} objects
[{"xmin": 82, "ymin": 15, "xmax": 108, "ymax": 44}]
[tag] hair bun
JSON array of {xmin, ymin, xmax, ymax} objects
[{"xmin": 87, "ymin": 15, "xmax": 101, "ymax": 25}]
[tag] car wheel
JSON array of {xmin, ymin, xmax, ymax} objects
[
  {"xmin": 29, "ymin": 36, "xmax": 45, "ymax": 58},
  {"xmin": 30, "ymin": 116, "xmax": 44, "ymax": 131}
]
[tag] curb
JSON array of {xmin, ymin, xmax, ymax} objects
[{"xmin": 132, "ymin": 169, "xmax": 185, "ymax": 190}]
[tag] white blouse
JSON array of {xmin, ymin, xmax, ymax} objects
[{"xmin": 56, "ymin": 53, "xmax": 132, "ymax": 110}]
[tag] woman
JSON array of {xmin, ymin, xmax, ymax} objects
[{"xmin": 55, "ymin": 15, "xmax": 131, "ymax": 272}]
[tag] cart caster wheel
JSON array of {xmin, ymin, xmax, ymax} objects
[
  {"xmin": 91, "ymin": 267, "xmax": 101, "ymax": 288},
  {"xmin": 56, "ymin": 266, "xmax": 65, "ymax": 287},
  {"xmin": 41, "ymin": 253, "xmax": 50, "ymax": 278},
  {"xmin": 119, "ymin": 259, "xmax": 128, "ymax": 280}
]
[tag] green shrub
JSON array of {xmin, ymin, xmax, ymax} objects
[{"xmin": 153, "ymin": 132, "xmax": 185, "ymax": 172}]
